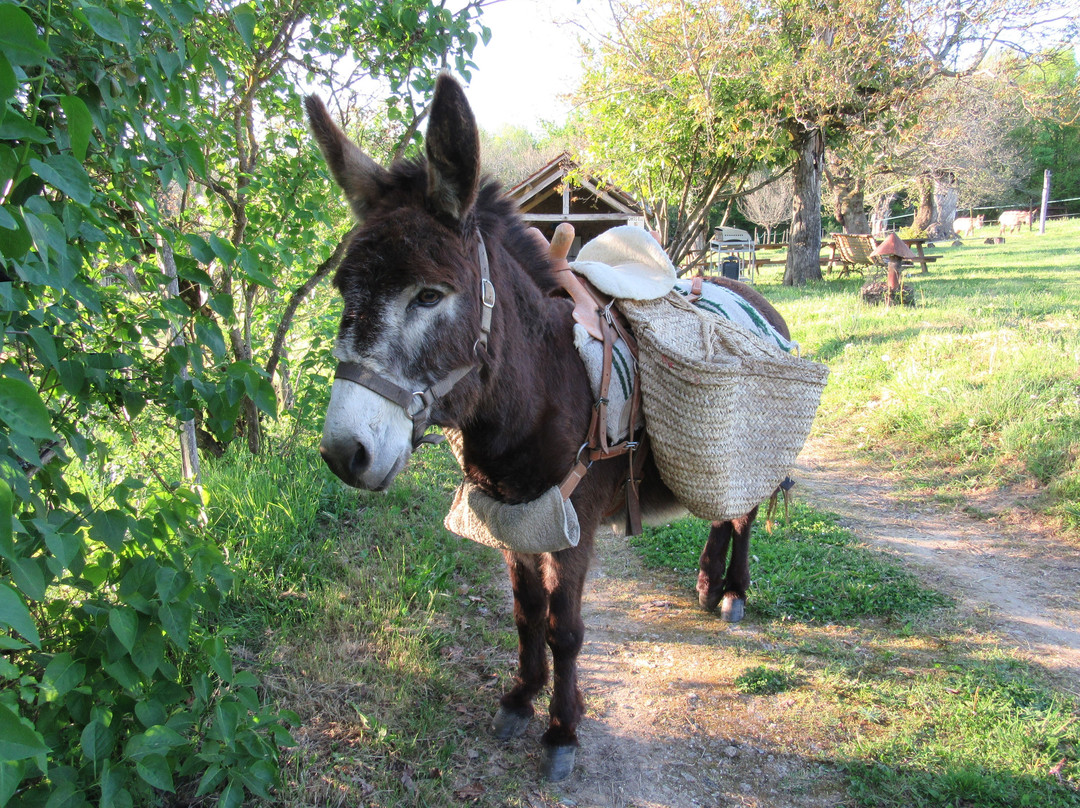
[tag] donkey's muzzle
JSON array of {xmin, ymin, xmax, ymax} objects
[{"xmin": 319, "ymin": 438, "xmax": 371, "ymax": 489}]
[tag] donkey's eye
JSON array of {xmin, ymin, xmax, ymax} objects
[{"xmin": 413, "ymin": 289, "xmax": 443, "ymax": 308}]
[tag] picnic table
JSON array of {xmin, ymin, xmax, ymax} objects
[{"xmin": 823, "ymin": 234, "xmax": 939, "ymax": 276}]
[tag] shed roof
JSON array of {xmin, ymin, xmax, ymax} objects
[{"xmin": 505, "ymin": 153, "xmax": 645, "ymax": 254}]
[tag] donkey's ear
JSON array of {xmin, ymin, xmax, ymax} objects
[
  {"xmin": 425, "ymin": 73, "xmax": 480, "ymax": 222},
  {"xmin": 305, "ymin": 95, "xmax": 389, "ymax": 222}
]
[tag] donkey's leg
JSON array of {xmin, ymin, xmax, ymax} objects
[
  {"xmin": 697, "ymin": 520, "xmax": 734, "ymax": 612},
  {"xmin": 493, "ymin": 552, "xmax": 548, "ymax": 740},
  {"xmin": 540, "ymin": 546, "xmax": 589, "ymax": 781},
  {"xmin": 719, "ymin": 507, "xmax": 758, "ymax": 623}
]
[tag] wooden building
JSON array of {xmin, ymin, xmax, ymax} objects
[{"xmin": 506, "ymin": 152, "xmax": 645, "ymax": 259}]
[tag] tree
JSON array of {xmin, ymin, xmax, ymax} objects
[
  {"xmin": 1011, "ymin": 50, "xmax": 1080, "ymax": 202},
  {"xmin": 572, "ymin": 0, "xmax": 1077, "ymax": 285},
  {"xmin": 0, "ymin": 0, "xmax": 488, "ymax": 803},
  {"xmin": 571, "ymin": 2, "xmax": 784, "ymax": 266},
  {"xmin": 737, "ymin": 169, "xmax": 794, "ymax": 243}
]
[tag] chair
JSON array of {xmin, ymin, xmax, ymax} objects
[
  {"xmin": 830, "ymin": 233, "xmax": 885, "ymax": 277},
  {"xmin": 709, "ymin": 226, "xmax": 756, "ymax": 283}
]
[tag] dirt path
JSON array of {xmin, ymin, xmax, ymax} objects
[{"xmin": 540, "ymin": 436, "xmax": 1080, "ymax": 807}]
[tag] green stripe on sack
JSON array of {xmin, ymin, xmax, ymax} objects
[{"xmin": 612, "ymin": 344, "xmax": 632, "ymax": 399}]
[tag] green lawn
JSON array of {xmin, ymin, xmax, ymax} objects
[{"xmin": 761, "ymin": 220, "xmax": 1080, "ymax": 530}]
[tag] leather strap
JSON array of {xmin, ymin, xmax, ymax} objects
[
  {"xmin": 557, "ymin": 280, "xmax": 649, "ymax": 535},
  {"xmin": 333, "ymin": 230, "xmax": 494, "ymax": 450},
  {"xmin": 687, "ymin": 274, "xmax": 704, "ymax": 303}
]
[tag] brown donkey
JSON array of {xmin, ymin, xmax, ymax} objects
[{"xmin": 309, "ymin": 74, "xmax": 789, "ymax": 781}]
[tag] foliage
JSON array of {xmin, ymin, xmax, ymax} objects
[
  {"xmin": 631, "ymin": 504, "xmax": 950, "ymax": 622},
  {"xmin": 0, "ymin": 0, "xmax": 488, "ymax": 804},
  {"xmin": 734, "ymin": 665, "xmax": 797, "ymax": 695},
  {"xmin": 1012, "ymin": 50, "xmax": 1080, "ymax": 201},
  {"xmin": 573, "ymin": 0, "xmax": 1077, "ymax": 282}
]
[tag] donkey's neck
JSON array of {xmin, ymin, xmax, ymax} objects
[{"xmin": 458, "ymin": 267, "xmax": 593, "ymax": 504}]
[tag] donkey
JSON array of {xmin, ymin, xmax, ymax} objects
[{"xmin": 309, "ymin": 74, "xmax": 789, "ymax": 781}]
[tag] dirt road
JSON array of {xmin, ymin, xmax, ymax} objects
[{"xmin": 538, "ymin": 436, "xmax": 1080, "ymax": 808}]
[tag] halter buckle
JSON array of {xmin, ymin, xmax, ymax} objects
[{"xmin": 481, "ymin": 278, "xmax": 496, "ymax": 309}]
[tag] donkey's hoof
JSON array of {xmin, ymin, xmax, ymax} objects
[
  {"xmin": 543, "ymin": 745, "xmax": 577, "ymax": 782},
  {"xmin": 698, "ymin": 588, "xmax": 721, "ymax": 612},
  {"xmin": 720, "ymin": 593, "xmax": 745, "ymax": 623},
  {"xmin": 492, "ymin": 707, "xmax": 531, "ymax": 741}
]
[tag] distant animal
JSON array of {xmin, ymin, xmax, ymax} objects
[
  {"xmin": 998, "ymin": 210, "xmax": 1033, "ymax": 235},
  {"xmin": 953, "ymin": 214, "xmax": 984, "ymax": 237},
  {"xmin": 307, "ymin": 74, "xmax": 794, "ymax": 782}
]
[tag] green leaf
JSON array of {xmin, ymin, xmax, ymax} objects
[
  {"xmin": 0, "ymin": 759, "xmax": 26, "ymax": 807},
  {"xmin": 40, "ymin": 652, "xmax": 86, "ymax": 702},
  {"xmin": 232, "ymin": 3, "xmax": 256, "ymax": 49},
  {"xmin": 8, "ymin": 556, "xmax": 46, "ymax": 601},
  {"xmin": 100, "ymin": 761, "xmax": 133, "ymax": 808},
  {"xmin": 241, "ymin": 759, "xmax": 277, "ymax": 799},
  {"xmin": 217, "ymin": 775, "xmax": 244, "ymax": 808},
  {"xmin": 202, "ymin": 637, "xmax": 233, "ymax": 684},
  {"xmin": 208, "ymin": 234, "xmax": 237, "ymax": 265},
  {"xmin": 158, "ymin": 601, "xmax": 191, "ymax": 650},
  {"xmin": 82, "ymin": 5, "xmax": 128, "ymax": 44},
  {"xmin": 88, "ymin": 509, "xmax": 129, "ymax": 552},
  {"xmin": 80, "ymin": 719, "xmax": 114, "ymax": 762},
  {"xmin": 252, "ymin": 377, "xmax": 278, "ymax": 418},
  {"xmin": 194, "ymin": 320, "xmax": 227, "ymax": 359},
  {"xmin": 0, "ymin": 52, "xmax": 14, "ymax": 103},
  {"xmin": 0, "ymin": 582, "xmax": 39, "ymax": 647},
  {"xmin": 0, "ymin": 479, "xmax": 12, "ymax": 561},
  {"xmin": 213, "ymin": 700, "xmax": 240, "ymax": 745},
  {"xmin": 60, "ymin": 96, "xmax": 93, "ymax": 162},
  {"xmin": 0, "ymin": 5, "xmax": 50, "ymax": 65},
  {"xmin": 184, "ymin": 234, "xmax": 215, "ymax": 264},
  {"xmin": 108, "ymin": 607, "xmax": 138, "ymax": 653},
  {"xmin": 130, "ymin": 626, "xmax": 164, "ymax": 676},
  {"xmin": 125, "ymin": 725, "xmax": 186, "ymax": 760},
  {"xmin": 29, "ymin": 156, "xmax": 95, "ymax": 206},
  {"xmin": 134, "ymin": 754, "xmax": 175, "ymax": 793},
  {"xmin": 0, "ymin": 704, "xmax": 49, "ymax": 760},
  {"xmin": 0, "ymin": 376, "xmax": 54, "ymax": 439}
]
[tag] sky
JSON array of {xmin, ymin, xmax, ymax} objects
[{"xmin": 463, "ymin": 0, "xmax": 607, "ymax": 133}]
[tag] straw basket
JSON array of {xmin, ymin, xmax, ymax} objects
[{"xmin": 618, "ymin": 292, "xmax": 828, "ymax": 521}]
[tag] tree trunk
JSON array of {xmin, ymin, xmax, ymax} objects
[
  {"xmin": 870, "ymin": 192, "xmax": 896, "ymax": 235},
  {"xmin": 158, "ymin": 236, "xmax": 201, "ymax": 483},
  {"xmin": 784, "ymin": 125, "xmax": 825, "ymax": 286},
  {"xmin": 825, "ymin": 153, "xmax": 871, "ymax": 235},
  {"xmin": 927, "ymin": 171, "xmax": 958, "ymax": 240},
  {"xmin": 912, "ymin": 176, "xmax": 935, "ymax": 233}
]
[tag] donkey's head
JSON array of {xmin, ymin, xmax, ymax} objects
[{"xmin": 308, "ymin": 74, "xmax": 488, "ymax": 490}]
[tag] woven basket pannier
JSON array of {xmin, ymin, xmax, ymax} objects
[{"xmin": 617, "ymin": 292, "xmax": 828, "ymax": 521}]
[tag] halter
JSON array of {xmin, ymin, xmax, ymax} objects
[{"xmin": 333, "ymin": 230, "xmax": 495, "ymax": 450}]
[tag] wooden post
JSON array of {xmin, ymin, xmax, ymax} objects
[{"xmin": 1039, "ymin": 169, "xmax": 1051, "ymax": 235}]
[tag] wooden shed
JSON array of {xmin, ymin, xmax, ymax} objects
[{"xmin": 506, "ymin": 152, "xmax": 645, "ymax": 259}]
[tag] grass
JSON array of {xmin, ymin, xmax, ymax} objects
[
  {"xmin": 202, "ymin": 435, "xmax": 543, "ymax": 806},
  {"xmin": 632, "ymin": 504, "xmax": 951, "ymax": 622},
  {"xmin": 758, "ymin": 218, "xmax": 1080, "ymax": 532},
  {"xmin": 632, "ymin": 507, "xmax": 1079, "ymax": 805}
]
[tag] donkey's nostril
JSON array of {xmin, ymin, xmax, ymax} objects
[
  {"xmin": 347, "ymin": 442, "xmax": 371, "ymax": 479},
  {"xmin": 319, "ymin": 440, "xmax": 370, "ymax": 486}
]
